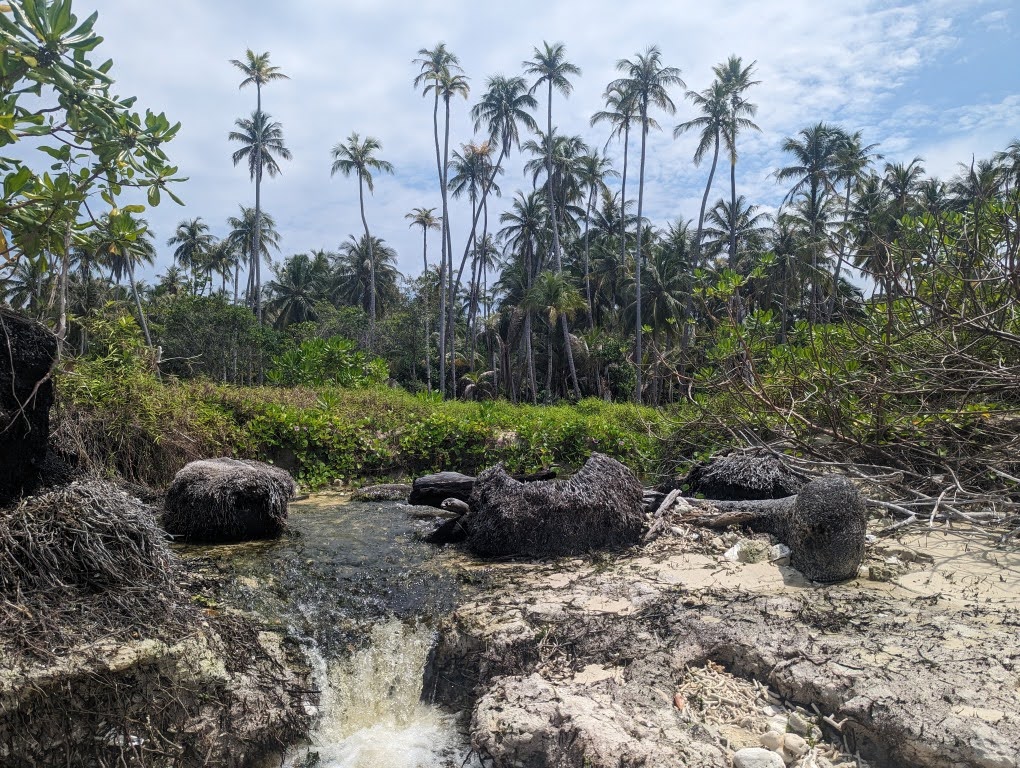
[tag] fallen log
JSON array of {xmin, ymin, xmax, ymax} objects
[{"xmin": 408, "ymin": 469, "xmax": 556, "ymax": 508}]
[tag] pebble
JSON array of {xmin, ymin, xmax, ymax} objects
[
  {"xmin": 760, "ymin": 730, "xmax": 785, "ymax": 751},
  {"xmin": 733, "ymin": 748, "xmax": 786, "ymax": 768},
  {"xmin": 767, "ymin": 714, "xmax": 789, "ymax": 733},
  {"xmin": 784, "ymin": 733, "xmax": 809, "ymax": 757},
  {"xmin": 788, "ymin": 711, "xmax": 813, "ymax": 735}
]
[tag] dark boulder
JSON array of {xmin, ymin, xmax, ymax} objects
[
  {"xmin": 464, "ymin": 453, "xmax": 644, "ymax": 558},
  {"xmin": 162, "ymin": 458, "xmax": 296, "ymax": 542},
  {"xmin": 408, "ymin": 471, "xmax": 476, "ymax": 507},
  {"xmin": 0, "ymin": 309, "xmax": 57, "ymax": 504},
  {"xmin": 675, "ymin": 451, "xmax": 805, "ymax": 501}
]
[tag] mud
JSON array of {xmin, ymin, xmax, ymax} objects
[{"xmin": 428, "ymin": 522, "xmax": 1020, "ymax": 768}]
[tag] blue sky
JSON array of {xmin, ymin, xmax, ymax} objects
[{"xmin": 77, "ymin": 0, "xmax": 1019, "ymax": 282}]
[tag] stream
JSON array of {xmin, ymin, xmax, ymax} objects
[{"xmin": 176, "ymin": 492, "xmax": 478, "ymax": 768}]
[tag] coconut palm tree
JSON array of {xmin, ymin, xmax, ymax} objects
[
  {"xmin": 406, "ymin": 206, "xmax": 441, "ymax": 390},
  {"xmin": 227, "ymin": 206, "xmax": 281, "ymax": 306},
  {"xmin": 230, "ymin": 49, "xmax": 288, "ymax": 114},
  {"xmin": 524, "ymin": 41, "xmax": 582, "ymax": 399},
  {"xmin": 414, "ymin": 44, "xmax": 469, "ymax": 396},
  {"xmin": 266, "ymin": 251, "xmax": 330, "ymax": 328},
  {"xmin": 775, "ymin": 122, "xmax": 844, "ymax": 320},
  {"xmin": 332, "ymin": 234, "xmax": 402, "ymax": 317},
  {"xmin": 714, "ymin": 56, "xmax": 761, "ymax": 268},
  {"xmin": 206, "ymin": 238, "xmax": 240, "ymax": 296},
  {"xmin": 674, "ymin": 79, "xmax": 729, "ymax": 268},
  {"xmin": 330, "ymin": 132, "xmax": 394, "ymax": 347},
  {"xmin": 93, "ymin": 211, "xmax": 157, "ymax": 347},
  {"xmin": 166, "ymin": 217, "xmax": 214, "ymax": 291},
  {"xmin": 610, "ymin": 45, "xmax": 684, "ymax": 402},
  {"xmin": 229, "ymin": 110, "xmax": 292, "ymax": 321},
  {"xmin": 701, "ymin": 196, "xmax": 773, "ymax": 267},
  {"xmin": 522, "ymin": 270, "xmax": 586, "ymax": 399},
  {"xmin": 575, "ymin": 151, "xmax": 618, "ymax": 326}
]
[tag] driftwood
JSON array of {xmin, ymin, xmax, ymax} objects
[
  {"xmin": 409, "ymin": 468, "xmax": 556, "ymax": 508},
  {"xmin": 669, "ymin": 476, "xmax": 867, "ymax": 583}
]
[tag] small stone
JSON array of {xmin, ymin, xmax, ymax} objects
[
  {"xmin": 769, "ymin": 543, "xmax": 792, "ymax": 565},
  {"xmin": 784, "ymin": 733, "xmax": 809, "ymax": 757},
  {"xmin": 760, "ymin": 730, "xmax": 785, "ymax": 751},
  {"xmin": 787, "ymin": 711, "xmax": 813, "ymax": 735},
  {"xmin": 733, "ymin": 748, "xmax": 786, "ymax": 768},
  {"xmin": 767, "ymin": 714, "xmax": 789, "ymax": 733}
]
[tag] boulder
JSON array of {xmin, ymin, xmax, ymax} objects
[
  {"xmin": 162, "ymin": 458, "xmax": 296, "ymax": 542},
  {"xmin": 675, "ymin": 451, "xmax": 805, "ymax": 501},
  {"xmin": 350, "ymin": 482, "xmax": 411, "ymax": 502},
  {"xmin": 408, "ymin": 471, "xmax": 476, "ymax": 507},
  {"xmin": 0, "ymin": 309, "xmax": 58, "ymax": 504},
  {"xmin": 464, "ymin": 453, "xmax": 644, "ymax": 558}
]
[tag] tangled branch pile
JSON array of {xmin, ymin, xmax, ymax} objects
[{"xmin": 0, "ymin": 481, "xmax": 192, "ymax": 657}]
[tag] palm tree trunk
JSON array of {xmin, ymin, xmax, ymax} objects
[
  {"xmin": 634, "ymin": 110, "xmax": 649, "ymax": 404},
  {"xmin": 729, "ymin": 153, "xmax": 737, "ymax": 268},
  {"xmin": 442, "ymin": 96, "xmax": 456, "ymax": 396},
  {"xmin": 524, "ymin": 312, "xmax": 537, "ymax": 404},
  {"xmin": 694, "ymin": 133, "xmax": 720, "ymax": 267},
  {"xmin": 431, "ymin": 89, "xmax": 447, "ymax": 397},
  {"xmin": 583, "ymin": 187, "xmax": 595, "ymax": 328},
  {"xmin": 359, "ymin": 177, "xmax": 376, "ymax": 347},
  {"xmin": 422, "ymin": 228, "xmax": 432, "ymax": 392},
  {"xmin": 254, "ymin": 159, "xmax": 263, "ymax": 323},
  {"xmin": 127, "ymin": 261, "xmax": 153, "ymax": 349},
  {"xmin": 546, "ymin": 323, "xmax": 554, "ymax": 397}
]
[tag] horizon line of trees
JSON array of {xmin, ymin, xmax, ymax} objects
[{"xmin": 2, "ymin": 18, "xmax": 1019, "ymax": 410}]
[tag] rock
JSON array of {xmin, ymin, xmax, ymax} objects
[
  {"xmin": 162, "ymin": 458, "xmax": 296, "ymax": 542},
  {"xmin": 769, "ymin": 543, "xmax": 792, "ymax": 565},
  {"xmin": 0, "ymin": 309, "xmax": 57, "ymax": 505},
  {"xmin": 787, "ymin": 711, "xmax": 813, "ymax": 735},
  {"xmin": 408, "ymin": 471, "xmax": 475, "ymax": 507},
  {"xmin": 441, "ymin": 497, "xmax": 471, "ymax": 516},
  {"xmin": 733, "ymin": 747, "xmax": 786, "ymax": 768},
  {"xmin": 760, "ymin": 730, "xmax": 785, "ymax": 751},
  {"xmin": 350, "ymin": 483, "xmax": 411, "ymax": 502},
  {"xmin": 424, "ymin": 516, "xmax": 470, "ymax": 545},
  {"xmin": 464, "ymin": 453, "xmax": 645, "ymax": 558},
  {"xmin": 676, "ymin": 451, "xmax": 805, "ymax": 501},
  {"xmin": 783, "ymin": 732, "xmax": 809, "ymax": 758}
]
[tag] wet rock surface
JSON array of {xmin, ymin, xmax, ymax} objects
[{"xmin": 351, "ymin": 482, "xmax": 412, "ymax": 502}]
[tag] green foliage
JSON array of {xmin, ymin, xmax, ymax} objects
[{"xmin": 265, "ymin": 335, "xmax": 388, "ymax": 388}]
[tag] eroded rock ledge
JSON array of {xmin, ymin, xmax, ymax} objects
[{"xmin": 427, "ymin": 527, "xmax": 1020, "ymax": 768}]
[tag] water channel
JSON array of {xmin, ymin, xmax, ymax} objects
[{"xmin": 177, "ymin": 492, "xmax": 478, "ymax": 768}]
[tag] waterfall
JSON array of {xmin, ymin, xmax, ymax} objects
[{"xmin": 287, "ymin": 620, "xmax": 476, "ymax": 768}]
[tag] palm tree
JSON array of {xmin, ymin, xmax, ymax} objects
[
  {"xmin": 610, "ymin": 45, "xmax": 684, "ymax": 402},
  {"xmin": 266, "ymin": 251, "xmax": 330, "ymax": 328},
  {"xmin": 166, "ymin": 217, "xmax": 214, "ymax": 291},
  {"xmin": 229, "ymin": 49, "xmax": 289, "ymax": 115},
  {"xmin": 330, "ymin": 132, "xmax": 394, "ymax": 347},
  {"xmin": 827, "ymin": 130, "xmax": 880, "ymax": 318},
  {"xmin": 775, "ymin": 122, "xmax": 844, "ymax": 320},
  {"xmin": 93, "ymin": 211, "xmax": 157, "ymax": 347},
  {"xmin": 522, "ymin": 270, "xmax": 586, "ymax": 398},
  {"xmin": 228, "ymin": 110, "xmax": 292, "ymax": 322},
  {"xmin": 414, "ymin": 44, "xmax": 469, "ymax": 396},
  {"xmin": 714, "ymin": 56, "xmax": 761, "ymax": 268},
  {"xmin": 575, "ymin": 151, "xmax": 617, "ymax": 326},
  {"xmin": 524, "ymin": 41, "xmax": 582, "ymax": 399},
  {"xmin": 332, "ymin": 234, "xmax": 402, "ymax": 317},
  {"xmin": 406, "ymin": 206, "xmax": 441, "ymax": 391},
  {"xmin": 227, "ymin": 206, "xmax": 281, "ymax": 306},
  {"xmin": 701, "ymin": 196, "xmax": 773, "ymax": 266},
  {"xmin": 674, "ymin": 79, "xmax": 729, "ymax": 268},
  {"xmin": 206, "ymin": 238, "xmax": 240, "ymax": 295}
]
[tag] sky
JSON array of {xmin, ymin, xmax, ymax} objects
[{"xmin": 74, "ymin": 0, "xmax": 1020, "ymax": 283}]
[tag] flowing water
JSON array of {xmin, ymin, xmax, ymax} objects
[{"xmin": 176, "ymin": 492, "xmax": 477, "ymax": 768}]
